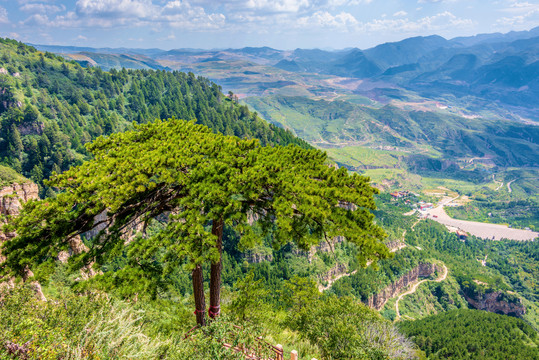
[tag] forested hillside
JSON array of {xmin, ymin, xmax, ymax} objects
[
  {"xmin": 0, "ymin": 38, "xmax": 306, "ymax": 195},
  {"xmin": 0, "ymin": 38, "xmax": 421, "ymax": 359},
  {"xmin": 399, "ymin": 309, "xmax": 539, "ymax": 359},
  {"xmin": 0, "ymin": 37, "xmax": 537, "ymax": 359}
]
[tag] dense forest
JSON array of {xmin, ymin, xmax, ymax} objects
[{"xmin": 399, "ymin": 309, "xmax": 539, "ymax": 359}]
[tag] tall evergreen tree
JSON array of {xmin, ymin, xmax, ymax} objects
[{"xmin": 1, "ymin": 119, "xmax": 388, "ymax": 326}]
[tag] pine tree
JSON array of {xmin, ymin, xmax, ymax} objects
[{"xmin": 1, "ymin": 119, "xmax": 389, "ymax": 326}]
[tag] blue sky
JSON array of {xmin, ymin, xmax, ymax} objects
[{"xmin": 0, "ymin": 0, "xmax": 538, "ymax": 50}]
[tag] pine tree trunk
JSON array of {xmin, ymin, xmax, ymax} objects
[
  {"xmin": 209, "ymin": 217, "xmax": 224, "ymax": 320},
  {"xmin": 192, "ymin": 264, "xmax": 206, "ymax": 326}
]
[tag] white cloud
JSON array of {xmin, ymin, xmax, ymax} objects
[
  {"xmin": 501, "ymin": 1, "xmax": 539, "ymax": 13},
  {"xmin": 326, "ymin": 0, "xmax": 372, "ymax": 6},
  {"xmin": 21, "ymin": 13, "xmax": 50, "ymax": 26},
  {"xmin": 0, "ymin": 6, "xmax": 8, "ymax": 24},
  {"xmin": 393, "ymin": 10, "xmax": 408, "ymax": 17},
  {"xmin": 76, "ymin": 0, "xmax": 158, "ymax": 19},
  {"xmin": 361, "ymin": 11, "xmax": 473, "ymax": 33},
  {"xmin": 17, "ymin": 0, "xmax": 57, "ymax": 4},
  {"xmin": 245, "ymin": 0, "xmax": 310, "ymax": 13},
  {"xmin": 297, "ymin": 11, "xmax": 358, "ymax": 28},
  {"xmin": 495, "ymin": 1, "xmax": 539, "ymax": 27},
  {"xmin": 20, "ymin": 3, "xmax": 65, "ymax": 14},
  {"xmin": 47, "ymin": 0, "xmax": 226, "ymax": 30}
]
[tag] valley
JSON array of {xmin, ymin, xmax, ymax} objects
[{"xmin": 0, "ymin": 24, "xmax": 537, "ymax": 359}]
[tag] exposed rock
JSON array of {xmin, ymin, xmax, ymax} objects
[
  {"xmin": 463, "ymin": 291, "xmax": 526, "ymax": 317},
  {"xmin": 57, "ymin": 235, "xmax": 89, "ymax": 263},
  {"xmin": 30, "ymin": 281, "xmax": 47, "ymax": 302},
  {"xmin": 0, "ymin": 182, "xmax": 39, "ymax": 256},
  {"xmin": 82, "ymin": 209, "xmax": 144, "ymax": 245},
  {"xmin": 385, "ymin": 240, "xmax": 404, "ymax": 251},
  {"xmin": 365, "ymin": 263, "xmax": 441, "ymax": 310},
  {"xmin": 245, "ymin": 250, "xmax": 273, "ymax": 264},
  {"xmin": 319, "ymin": 263, "xmax": 347, "ymax": 283},
  {"xmin": 17, "ymin": 122, "xmax": 45, "ymax": 136},
  {"xmin": 307, "ymin": 236, "xmax": 345, "ymax": 262},
  {"xmin": 0, "ymin": 182, "xmax": 39, "ymax": 216},
  {"xmin": 0, "ymin": 181, "xmax": 46, "ymax": 301},
  {"xmin": 82, "ymin": 210, "xmax": 109, "ymax": 239}
]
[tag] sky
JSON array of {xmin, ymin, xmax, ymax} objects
[{"xmin": 0, "ymin": 0, "xmax": 538, "ymax": 50}]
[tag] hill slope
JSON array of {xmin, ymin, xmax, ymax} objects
[{"xmin": 0, "ymin": 38, "xmax": 306, "ymax": 195}]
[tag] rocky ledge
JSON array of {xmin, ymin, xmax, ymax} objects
[{"xmin": 463, "ymin": 291, "xmax": 526, "ymax": 317}]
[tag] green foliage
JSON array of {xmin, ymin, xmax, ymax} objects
[
  {"xmin": 0, "ymin": 164, "xmax": 27, "ymax": 187},
  {"xmin": 245, "ymin": 95, "xmax": 539, "ymax": 171},
  {"xmin": 330, "ymin": 247, "xmax": 424, "ymax": 301},
  {"xmin": 446, "ymin": 198, "xmax": 539, "ymax": 229},
  {"xmin": 229, "ymin": 271, "xmax": 269, "ymax": 322},
  {"xmin": 399, "ymin": 309, "xmax": 539, "ymax": 360},
  {"xmin": 2, "ymin": 118, "xmax": 388, "ymax": 280}
]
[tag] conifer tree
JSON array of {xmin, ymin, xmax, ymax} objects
[{"xmin": 1, "ymin": 118, "xmax": 388, "ymax": 326}]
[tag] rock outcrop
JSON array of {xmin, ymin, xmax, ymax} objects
[
  {"xmin": 463, "ymin": 291, "xmax": 526, "ymax": 317},
  {"xmin": 17, "ymin": 122, "xmax": 45, "ymax": 136},
  {"xmin": 365, "ymin": 263, "xmax": 441, "ymax": 310},
  {"xmin": 245, "ymin": 250, "xmax": 273, "ymax": 264},
  {"xmin": 0, "ymin": 182, "xmax": 39, "ymax": 261},
  {"xmin": 0, "ymin": 181, "xmax": 46, "ymax": 301},
  {"xmin": 0, "ymin": 182, "xmax": 39, "ymax": 216}
]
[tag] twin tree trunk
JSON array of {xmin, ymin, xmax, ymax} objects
[{"xmin": 192, "ymin": 217, "xmax": 224, "ymax": 326}]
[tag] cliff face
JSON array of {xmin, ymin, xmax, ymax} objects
[
  {"xmin": 0, "ymin": 182, "xmax": 39, "ymax": 216},
  {"xmin": 0, "ymin": 181, "xmax": 46, "ymax": 301},
  {"xmin": 365, "ymin": 263, "xmax": 441, "ymax": 310},
  {"xmin": 463, "ymin": 291, "xmax": 526, "ymax": 317},
  {"xmin": 0, "ymin": 182, "xmax": 39, "ymax": 257},
  {"xmin": 245, "ymin": 250, "xmax": 273, "ymax": 264}
]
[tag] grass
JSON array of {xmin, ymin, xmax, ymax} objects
[
  {"xmin": 0, "ymin": 165, "xmax": 29, "ymax": 187},
  {"xmin": 323, "ymin": 146, "xmax": 400, "ymax": 170}
]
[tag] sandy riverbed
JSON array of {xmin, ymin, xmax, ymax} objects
[{"xmin": 423, "ymin": 197, "xmax": 538, "ymax": 241}]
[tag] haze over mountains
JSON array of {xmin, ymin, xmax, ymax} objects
[{"xmin": 35, "ymin": 26, "xmax": 539, "ymax": 120}]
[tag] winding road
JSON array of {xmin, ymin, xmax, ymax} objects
[
  {"xmin": 507, "ymin": 179, "xmax": 516, "ymax": 193},
  {"xmin": 395, "ymin": 264, "xmax": 448, "ymax": 321}
]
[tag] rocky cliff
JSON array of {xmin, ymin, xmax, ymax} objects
[
  {"xmin": 463, "ymin": 291, "xmax": 526, "ymax": 317},
  {"xmin": 0, "ymin": 182, "xmax": 39, "ymax": 260},
  {"xmin": 0, "ymin": 182, "xmax": 39, "ymax": 217},
  {"xmin": 0, "ymin": 181, "xmax": 46, "ymax": 300},
  {"xmin": 365, "ymin": 263, "xmax": 441, "ymax": 310}
]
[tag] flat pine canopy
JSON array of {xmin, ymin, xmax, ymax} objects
[{"xmin": 1, "ymin": 118, "xmax": 388, "ymax": 279}]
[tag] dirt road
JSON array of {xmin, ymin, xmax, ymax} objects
[
  {"xmin": 318, "ymin": 270, "xmax": 357, "ymax": 292},
  {"xmin": 507, "ymin": 179, "xmax": 516, "ymax": 193},
  {"xmin": 395, "ymin": 264, "xmax": 448, "ymax": 320}
]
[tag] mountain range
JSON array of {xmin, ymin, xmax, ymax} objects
[{"xmin": 34, "ymin": 27, "xmax": 539, "ymax": 120}]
